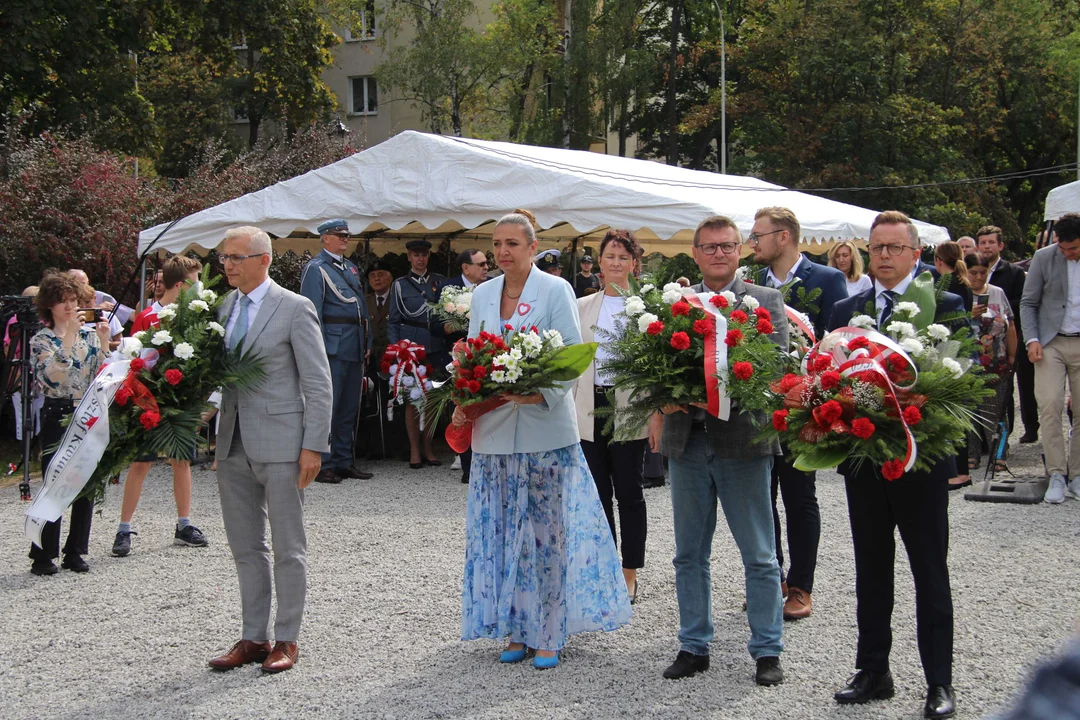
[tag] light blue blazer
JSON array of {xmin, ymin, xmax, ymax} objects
[{"xmin": 468, "ymin": 267, "xmax": 582, "ymax": 455}]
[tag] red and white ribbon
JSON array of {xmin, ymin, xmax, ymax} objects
[{"xmin": 685, "ymin": 293, "xmax": 730, "ymax": 421}]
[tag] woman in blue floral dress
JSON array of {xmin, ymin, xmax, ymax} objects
[{"xmin": 453, "ymin": 209, "xmax": 632, "ymax": 669}]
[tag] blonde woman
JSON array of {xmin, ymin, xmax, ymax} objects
[{"xmin": 828, "ymin": 241, "xmax": 872, "ymax": 296}]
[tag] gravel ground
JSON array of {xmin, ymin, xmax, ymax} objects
[{"xmin": 1, "ymin": 432, "xmax": 1078, "ymax": 720}]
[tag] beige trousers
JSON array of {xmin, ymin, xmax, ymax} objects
[{"xmin": 1033, "ymin": 335, "xmax": 1080, "ymax": 476}]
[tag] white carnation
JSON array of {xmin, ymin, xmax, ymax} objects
[
  {"xmin": 118, "ymin": 337, "xmax": 142, "ymax": 357},
  {"xmin": 849, "ymin": 314, "xmax": 877, "ymax": 329},
  {"xmin": 639, "ymin": 284, "xmax": 655, "ymax": 294},
  {"xmin": 173, "ymin": 342, "xmax": 195, "ymax": 360},
  {"xmin": 408, "ymin": 387, "xmax": 423, "ymax": 401},
  {"xmin": 735, "ymin": 266, "xmax": 750, "ymax": 281},
  {"xmin": 198, "ymin": 289, "xmax": 217, "ymax": 303},
  {"xmin": 134, "ymin": 330, "xmax": 150, "ymax": 344},
  {"xmin": 623, "ymin": 296, "xmax": 647, "ymax": 316},
  {"xmin": 188, "ymin": 299, "xmax": 209, "ymax": 313},
  {"xmin": 661, "ymin": 290, "xmax": 682, "ymax": 305},
  {"xmin": 742, "ymin": 295, "xmax": 760, "ymax": 311},
  {"xmin": 663, "ymin": 282, "xmax": 682, "ymax": 294},
  {"xmin": 156, "ymin": 304, "xmax": 177, "ymax": 321},
  {"xmin": 416, "ymin": 365, "xmax": 427, "ymax": 377},
  {"xmin": 542, "ymin": 329, "xmax": 564, "ymax": 347},
  {"xmin": 207, "ymin": 321, "xmax": 225, "ymax": 337},
  {"xmin": 886, "ymin": 321, "xmax": 917, "ymax": 339},
  {"xmin": 637, "ymin": 313, "xmax": 659, "ymax": 333},
  {"xmin": 927, "ymin": 324, "xmax": 950, "ymax": 342},
  {"xmin": 942, "ymin": 357, "xmax": 964, "ymax": 378},
  {"xmin": 899, "ymin": 338, "xmax": 924, "ymax": 356},
  {"xmin": 895, "ymin": 301, "xmax": 921, "ymax": 318},
  {"xmin": 402, "ymin": 375, "xmax": 415, "ymax": 388},
  {"xmin": 151, "ymin": 330, "xmax": 172, "ymax": 346},
  {"xmin": 679, "ymin": 286, "xmax": 697, "ymax": 296},
  {"xmin": 720, "ymin": 291, "xmax": 737, "ymax": 306}
]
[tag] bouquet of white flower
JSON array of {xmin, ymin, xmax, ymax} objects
[{"xmin": 428, "ymin": 285, "xmax": 473, "ymax": 333}]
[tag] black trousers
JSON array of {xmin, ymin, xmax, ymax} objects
[
  {"xmin": 459, "ymin": 447, "xmax": 472, "ymax": 480},
  {"xmin": 580, "ymin": 391, "xmax": 647, "ymax": 569},
  {"xmin": 842, "ymin": 460, "xmax": 953, "ymax": 687},
  {"xmin": 29, "ymin": 399, "xmax": 94, "ymax": 562},
  {"xmin": 770, "ymin": 454, "xmax": 820, "ymax": 593}
]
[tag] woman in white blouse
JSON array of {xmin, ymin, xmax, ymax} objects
[{"xmin": 828, "ymin": 241, "xmax": 872, "ymax": 296}]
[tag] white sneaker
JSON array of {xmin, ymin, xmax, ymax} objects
[
  {"xmin": 1045, "ymin": 474, "xmax": 1067, "ymax": 504},
  {"xmin": 451, "ymin": 456, "xmax": 461, "ymax": 470},
  {"xmin": 1066, "ymin": 476, "xmax": 1080, "ymax": 500}
]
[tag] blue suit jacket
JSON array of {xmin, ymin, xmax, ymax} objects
[
  {"xmin": 468, "ymin": 267, "xmax": 582, "ymax": 455},
  {"xmin": 758, "ymin": 255, "xmax": 848, "ymax": 337},
  {"xmin": 299, "ymin": 249, "xmax": 372, "ymax": 360},
  {"xmin": 828, "ymin": 286, "xmax": 965, "ymax": 332}
]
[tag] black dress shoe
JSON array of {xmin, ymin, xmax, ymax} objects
[
  {"xmin": 30, "ymin": 559, "xmax": 59, "ymax": 576},
  {"xmin": 755, "ymin": 656, "xmax": 784, "ymax": 686},
  {"xmin": 61, "ymin": 554, "xmax": 90, "ymax": 573},
  {"xmin": 314, "ymin": 469, "xmax": 343, "ymax": 484},
  {"xmin": 1019, "ymin": 431, "xmax": 1038, "ymax": 443},
  {"xmin": 642, "ymin": 476, "xmax": 667, "ymax": 488},
  {"xmin": 423, "ymin": 458, "xmax": 442, "ymax": 467},
  {"xmin": 460, "ymin": 473, "xmax": 470, "ymax": 484},
  {"xmin": 924, "ymin": 684, "xmax": 956, "ymax": 718},
  {"xmin": 409, "ymin": 462, "xmax": 423, "ymax": 470},
  {"xmin": 834, "ymin": 669, "xmax": 895, "ymax": 704},
  {"xmin": 663, "ymin": 650, "xmax": 709, "ymax": 679},
  {"xmin": 339, "ymin": 466, "xmax": 374, "ymax": 480}
]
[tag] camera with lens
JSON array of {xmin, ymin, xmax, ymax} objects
[{"xmin": 78, "ymin": 308, "xmax": 103, "ymax": 324}]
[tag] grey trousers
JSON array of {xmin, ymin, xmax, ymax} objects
[{"xmin": 217, "ymin": 426, "xmax": 308, "ymax": 643}]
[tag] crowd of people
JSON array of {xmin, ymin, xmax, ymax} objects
[{"xmin": 8, "ymin": 207, "xmax": 1080, "ymax": 720}]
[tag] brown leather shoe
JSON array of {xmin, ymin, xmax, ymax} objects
[
  {"xmin": 783, "ymin": 586, "xmax": 812, "ymax": 620},
  {"xmin": 261, "ymin": 641, "xmax": 299, "ymax": 673},
  {"xmin": 208, "ymin": 640, "xmax": 272, "ymax": 670}
]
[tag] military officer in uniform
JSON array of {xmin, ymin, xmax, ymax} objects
[
  {"xmin": 388, "ymin": 239, "xmax": 447, "ymax": 469},
  {"xmin": 300, "ymin": 219, "xmax": 374, "ymax": 483}
]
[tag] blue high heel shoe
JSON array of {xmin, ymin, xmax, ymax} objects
[
  {"xmin": 533, "ymin": 652, "xmax": 559, "ymax": 670},
  {"xmin": 499, "ymin": 646, "xmax": 528, "ymax": 663}
]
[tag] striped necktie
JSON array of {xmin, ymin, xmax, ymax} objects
[{"xmin": 228, "ymin": 295, "xmax": 252, "ymax": 351}]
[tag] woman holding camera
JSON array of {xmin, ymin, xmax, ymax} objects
[{"xmin": 27, "ymin": 272, "xmax": 111, "ymax": 576}]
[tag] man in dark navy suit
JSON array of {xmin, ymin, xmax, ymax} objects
[
  {"xmin": 828, "ymin": 210, "xmax": 963, "ymax": 720},
  {"xmin": 752, "ymin": 206, "xmax": 847, "ymax": 622}
]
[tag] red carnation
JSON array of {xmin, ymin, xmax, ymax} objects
[
  {"xmin": 671, "ymin": 301, "xmax": 691, "ymax": 317},
  {"xmin": 887, "ymin": 354, "xmax": 907, "ymax": 372},
  {"xmin": 455, "ymin": 378, "xmax": 469, "ymax": 390},
  {"xmin": 881, "ymin": 459, "xmax": 905, "ymax": 481},
  {"xmin": 724, "ymin": 329, "xmax": 744, "ymax": 347},
  {"xmin": 416, "ymin": 348, "xmax": 427, "ymax": 361},
  {"xmin": 472, "ymin": 365, "xmax": 488, "ymax": 379},
  {"xmin": 530, "ymin": 325, "xmax": 538, "ymax": 333},
  {"xmin": 733, "ymin": 361, "xmax": 753, "ymax": 381},
  {"xmin": 647, "ymin": 321, "xmax": 664, "ymax": 336},
  {"xmin": 979, "ymin": 354, "xmax": 992, "ymax": 367},
  {"xmin": 693, "ymin": 319, "xmax": 713, "ymax": 336},
  {"xmin": 754, "ymin": 307, "xmax": 772, "ymax": 321},
  {"xmin": 467, "ymin": 380, "xmax": 481, "ymax": 393},
  {"xmin": 129, "ymin": 357, "xmax": 146, "ymax": 372},
  {"xmin": 140, "ymin": 411, "xmax": 161, "ymax": 430},
  {"xmin": 813, "ymin": 354, "xmax": 832, "ymax": 372},
  {"xmin": 851, "ymin": 417, "xmax": 876, "ymax": 439},
  {"xmin": 85, "ymin": 416, "xmax": 98, "ymax": 429},
  {"xmin": 115, "ymin": 387, "xmax": 133, "ymax": 406},
  {"xmin": 670, "ymin": 332, "xmax": 691, "ymax": 350},
  {"xmin": 848, "ymin": 336, "xmax": 871, "ymax": 351},
  {"xmin": 756, "ymin": 319, "xmax": 774, "ymax": 335},
  {"xmin": 504, "ymin": 324, "xmax": 513, "ymax": 331},
  {"xmin": 710, "ymin": 295, "xmax": 728, "ymax": 308},
  {"xmin": 165, "ymin": 369, "xmax": 183, "ymax": 386},
  {"xmin": 779, "ymin": 373, "xmax": 801, "ymax": 392},
  {"xmin": 772, "ymin": 409, "xmax": 789, "ymax": 431},
  {"xmin": 730, "ymin": 309, "xmax": 749, "ymax": 324},
  {"xmin": 812, "ymin": 400, "xmax": 843, "ymax": 428},
  {"xmin": 819, "ymin": 371, "xmax": 841, "ymax": 391},
  {"xmin": 902, "ymin": 405, "xmax": 923, "ymax": 425}
]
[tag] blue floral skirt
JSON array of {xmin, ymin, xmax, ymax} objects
[{"xmin": 461, "ymin": 443, "xmax": 632, "ymax": 651}]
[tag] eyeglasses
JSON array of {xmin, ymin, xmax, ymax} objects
[
  {"xmin": 218, "ymin": 253, "xmax": 269, "ymax": 265},
  {"xmin": 746, "ymin": 229, "xmax": 784, "ymax": 245},
  {"xmin": 694, "ymin": 242, "xmax": 740, "ymax": 256},
  {"xmin": 867, "ymin": 244, "xmax": 916, "ymax": 256}
]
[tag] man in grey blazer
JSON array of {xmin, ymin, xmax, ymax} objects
[
  {"xmin": 1020, "ymin": 212, "xmax": 1080, "ymax": 504},
  {"xmin": 654, "ymin": 215, "xmax": 787, "ymax": 686},
  {"xmin": 208, "ymin": 226, "xmax": 333, "ymax": 673}
]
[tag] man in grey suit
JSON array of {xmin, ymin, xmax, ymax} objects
[
  {"xmin": 208, "ymin": 226, "xmax": 333, "ymax": 674},
  {"xmin": 1020, "ymin": 212, "xmax": 1080, "ymax": 504},
  {"xmin": 653, "ymin": 215, "xmax": 787, "ymax": 686}
]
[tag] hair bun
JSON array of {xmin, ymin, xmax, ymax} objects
[{"xmin": 512, "ymin": 208, "xmax": 538, "ymax": 228}]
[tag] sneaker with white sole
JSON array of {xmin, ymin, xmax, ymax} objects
[
  {"xmin": 174, "ymin": 524, "xmax": 209, "ymax": 547},
  {"xmin": 1067, "ymin": 477, "xmax": 1080, "ymax": 500},
  {"xmin": 451, "ymin": 456, "xmax": 462, "ymax": 470},
  {"xmin": 1044, "ymin": 474, "xmax": 1067, "ymax": 504}
]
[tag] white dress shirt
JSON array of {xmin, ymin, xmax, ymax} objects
[
  {"xmin": 460, "ymin": 275, "xmax": 476, "ymax": 289},
  {"xmin": 765, "ymin": 254, "xmax": 805, "ymax": 289},
  {"xmin": 846, "ymin": 275, "xmax": 873, "ymax": 297},
  {"xmin": 874, "ymin": 274, "xmax": 913, "ymax": 324},
  {"xmin": 1060, "ymin": 258, "xmax": 1080, "ymax": 335},
  {"xmin": 225, "ymin": 277, "xmax": 272, "ymax": 348}
]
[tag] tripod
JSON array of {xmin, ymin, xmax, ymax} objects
[{"xmin": 0, "ymin": 301, "xmax": 41, "ymax": 501}]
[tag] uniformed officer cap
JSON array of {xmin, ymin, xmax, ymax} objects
[
  {"xmin": 405, "ymin": 239, "xmax": 432, "ymax": 252},
  {"xmin": 317, "ymin": 218, "xmax": 350, "ymax": 235},
  {"xmin": 367, "ymin": 259, "xmax": 390, "ymax": 275},
  {"xmin": 536, "ymin": 253, "xmax": 560, "ymax": 270}
]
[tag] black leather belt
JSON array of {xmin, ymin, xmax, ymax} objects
[
  {"xmin": 401, "ymin": 318, "xmax": 428, "ymax": 329},
  {"xmin": 324, "ymin": 316, "xmax": 360, "ymax": 325}
]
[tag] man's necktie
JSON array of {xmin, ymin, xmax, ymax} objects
[
  {"xmin": 229, "ymin": 295, "xmax": 251, "ymax": 351},
  {"xmin": 377, "ymin": 296, "xmax": 384, "ymax": 310},
  {"xmin": 880, "ymin": 290, "xmax": 897, "ymax": 327}
]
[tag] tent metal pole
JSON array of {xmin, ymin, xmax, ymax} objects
[
  {"xmin": 571, "ymin": 237, "xmax": 579, "ymax": 279},
  {"xmin": 138, "ymin": 258, "xmax": 146, "ymax": 309}
]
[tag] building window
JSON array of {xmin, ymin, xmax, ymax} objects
[
  {"xmin": 343, "ymin": 1, "xmax": 377, "ymax": 41},
  {"xmin": 232, "ymin": 106, "xmax": 249, "ymax": 123},
  {"xmin": 350, "ymin": 77, "xmax": 378, "ymax": 115},
  {"xmin": 231, "ymin": 32, "xmax": 247, "ymax": 50}
]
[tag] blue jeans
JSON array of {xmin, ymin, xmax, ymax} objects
[{"xmin": 669, "ymin": 432, "xmax": 784, "ymax": 659}]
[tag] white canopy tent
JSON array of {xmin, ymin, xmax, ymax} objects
[
  {"xmin": 1045, "ymin": 180, "xmax": 1080, "ymax": 221},
  {"xmin": 139, "ymin": 131, "xmax": 950, "ymax": 258}
]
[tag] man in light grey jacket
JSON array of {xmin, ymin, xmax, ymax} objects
[
  {"xmin": 208, "ymin": 226, "xmax": 333, "ymax": 673},
  {"xmin": 1020, "ymin": 212, "xmax": 1080, "ymax": 504}
]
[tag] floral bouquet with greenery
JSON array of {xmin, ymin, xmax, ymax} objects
[
  {"xmin": 765, "ymin": 274, "xmax": 991, "ymax": 480},
  {"xmin": 428, "ymin": 284, "xmax": 473, "ymax": 333},
  {"xmin": 424, "ymin": 324, "xmax": 597, "ymax": 452},
  {"xmin": 598, "ymin": 279, "xmax": 787, "ymax": 440},
  {"xmin": 75, "ymin": 268, "xmax": 265, "ymax": 503}
]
